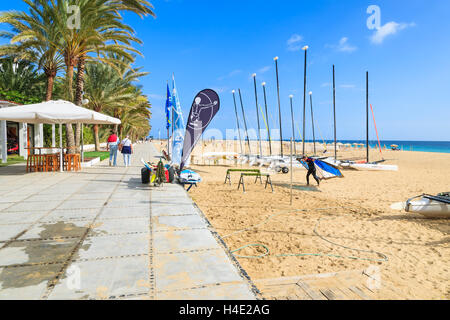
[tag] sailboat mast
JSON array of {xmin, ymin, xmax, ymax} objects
[
  {"xmin": 262, "ymin": 82, "xmax": 272, "ymax": 156},
  {"xmin": 238, "ymin": 89, "xmax": 252, "ymax": 155},
  {"xmin": 309, "ymin": 91, "xmax": 316, "ymax": 155},
  {"xmin": 366, "ymin": 71, "xmax": 369, "ymax": 163},
  {"xmin": 252, "ymin": 74, "xmax": 263, "ymax": 157},
  {"xmin": 333, "ymin": 65, "xmax": 337, "ymax": 160},
  {"xmin": 232, "ymin": 90, "xmax": 244, "ymax": 154},
  {"xmin": 302, "ymin": 46, "xmax": 308, "ymax": 156},
  {"xmin": 289, "ymin": 95, "xmax": 297, "ymax": 155},
  {"xmin": 274, "ymin": 56, "xmax": 283, "ymax": 157}
]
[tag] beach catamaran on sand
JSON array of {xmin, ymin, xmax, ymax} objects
[{"xmin": 391, "ymin": 192, "xmax": 450, "ymax": 218}]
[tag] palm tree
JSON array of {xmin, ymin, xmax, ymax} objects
[
  {"xmin": 51, "ymin": 0, "xmax": 152, "ymax": 148},
  {"xmin": 84, "ymin": 61, "xmax": 149, "ymax": 150},
  {"xmin": 118, "ymin": 92, "xmax": 151, "ymax": 141},
  {"xmin": 0, "ymin": 57, "xmax": 46, "ymax": 98}
]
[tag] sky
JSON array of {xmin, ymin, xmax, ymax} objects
[{"xmin": 1, "ymin": 0, "xmax": 450, "ymax": 141}]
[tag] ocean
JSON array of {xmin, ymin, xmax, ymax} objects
[{"xmin": 296, "ymin": 140, "xmax": 450, "ymax": 154}]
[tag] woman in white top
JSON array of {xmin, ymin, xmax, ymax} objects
[{"xmin": 120, "ymin": 136, "xmax": 133, "ymax": 167}]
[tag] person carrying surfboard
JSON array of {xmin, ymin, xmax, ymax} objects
[{"xmin": 301, "ymin": 156, "xmax": 320, "ymax": 186}]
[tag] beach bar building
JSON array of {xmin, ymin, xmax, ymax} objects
[{"xmin": 0, "ymin": 100, "xmax": 44, "ymax": 164}]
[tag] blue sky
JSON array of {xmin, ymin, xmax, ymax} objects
[{"xmin": 1, "ymin": 0, "xmax": 450, "ymax": 141}]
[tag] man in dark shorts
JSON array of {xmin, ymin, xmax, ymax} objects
[{"xmin": 301, "ymin": 156, "xmax": 320, "ymax": 186}]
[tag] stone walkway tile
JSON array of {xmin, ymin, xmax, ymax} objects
[
  {"xmin": 41, "ymin": 209, "xmax": 100, "ymax": 223},
  {"xmin": 89, "ymin": 218, "xmax": 149, "ymax": 236},
  {"xmin": 0, "ymin": 202, "xmax": 15, "ymax": 211},
  {"xmin": 152, "ymin": 214, "xmax": 207, "ymax": 232},
  {"xmin": 156, "ymin": 283, "xmax": 256, "ymax": 300},
  {"xmin": 79, "ymin": 184, "xmax": 118, "ymax": 194},
  {"xmin": 153, "ymin": 229, "xmax": 219, "ymax": 253},
  {"xmin": 70, "ymin": 193, "xmax": 112, "ymax": 201},
  {"xmin": 22, "ymin": 194, "xmax": 66, "ymax": 203},
  {"xmin": 153, "ymin": 249, "xmax": 245, "ymax": 293},
  {"xmin": 48, "ymin": 256, "xmax": 149, "ymax": 300},
  {"xmin": 58, "ymin": 199, "xmax": 107, "ymax": 210},
  {"xmin": 98, "ymin": 207, "xmax": 149, "ymax": 220},
  {"xmin": 0, "ymin": 211, "xmax": 48, "ymax": 224},
  {"xmin": 38, "ymin": 185, "xmax": 84, "ymax": 195},
  {"xmin": 0, "ymin": 239, "xmax": 79, "ymax": 266},
  {"xmin": 77, "ymin": 234, "xmax": 149, "ymax": 260},
  {"xmin": 105, "ymin": 199, "xmax": 150, "ymax": 208},
  {"xmin": 109, "ymin": 192, "xmax": 150, "ymax": 200},
  {"xmin": 3, "ymin": 201, "xmax": 61, "ymax": 212},
  {"xmin": 18, "ymin": 220, "xmax": 90, "ymax": 240},
  {"xmin": 0, "ymin": 194, "xmax": 30, "ymax": 203},
  {"xmin": 0, "ymin": 224, "xmax": 31, "ymax": 242},
  {"xmin": 150, "ymin": 203, "xmax": 199, "ymax": 217},
  {"xmin": 0, "ymin": 263, "xmax": 63, "ymax": 300}
]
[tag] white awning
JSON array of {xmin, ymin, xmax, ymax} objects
[{"xmin": 0, "ymin": 100, "xmax": 121, "ymax": 125}]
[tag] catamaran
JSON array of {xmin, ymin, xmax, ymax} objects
[{"xmin": 391, "ymin": 193, "xmax": 450, "ymax": 218}]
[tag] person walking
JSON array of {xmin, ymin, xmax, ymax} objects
[
  {"xmin": 301, "ymin": 155, "xmax": 320, "ymax": 186},
  {"xmin": 107, "ymin": 130, "xmax": 119, "ymax": 166},
  {"xmin": 120, "ymin": 135, "xmax": 133, "ymax": 167}
]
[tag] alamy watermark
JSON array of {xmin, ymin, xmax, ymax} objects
[
  {"xmin": 67, "ymin": 5, "xmax": 81, "ymax": 30},
  {"xmin": 66, "ymin": 264, "xmax": 81, "ymax": 290},
  {"xmin": 366, "ymin": 5, "xmax": 381, "ymax": 30},
  {"xmin": 365, "ymin": 265, "xmax": 382, "ymax": 290}
]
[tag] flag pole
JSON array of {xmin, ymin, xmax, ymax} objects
[
  {"xmin": 366, "ymin": 71, "xmax": 369, "ymax": 163},
  {"xmin": 166, "ymin": 81, "xmax": 170, "ymax": 157},
  {"xmin": 274, "ymin": 56, "xmax": 283, "ymax": 157},
  {"xmin": 252, "ymin": 74, "xmax": 263, "ymax": 158},
  {"xmin": 262, "ymin": 82, "xmax": 272, "ymax": 156},
  {"xmin": 309, "ymin": 91, "xmax": 316, "ymax": 156},
  {"xmin": 238, "ymin": 89, "xmax": 252, "ymax": 155},
  {"xmin": 290, "ymin": 137, "xmax": 293, "ymax": 205},
  {"xmin": 302, "ymin": 46, "xmax": 308, "ymax": 156},
  {"xmin": 333, "ymin": 65, "xmax": 337, "ymax": 160},
  {"xmin": 232, "ymin": 90, "xmax": 244, "ymax": 154},
  {"xmin": 289, "ymin": 95, "xmax": 297, "ymax": 155}
]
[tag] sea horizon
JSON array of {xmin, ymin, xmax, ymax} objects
[{"xmin": 220, "ymin": 139, "xmax": 450, "ymax": 154}]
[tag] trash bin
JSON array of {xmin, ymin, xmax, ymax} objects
[{"xmin": 141, "ymin": 167, "xmax": 150, "ymax": 184}]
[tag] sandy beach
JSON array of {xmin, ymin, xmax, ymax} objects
[{"xmin": 156, "ymin": 139, "xmax": 450, "ymax": 299}]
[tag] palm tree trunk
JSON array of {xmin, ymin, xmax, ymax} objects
[
  {"xmin": 45, "ymin": 73, "xmax": 55, "ymax": 149},
  {"xmin": 65, "ymin": 64, "xmax": 76, "ymax": 153},
  {"xmin": 45, "ymin": 75, "xmax": 54, "ymax": 101},
  {"xmin": 75, "ymin": 55, "xmax": 86, "ymax": 149},
  {"xmin": 93, "ymin": 124, "xmax": 100, "ymax": 152}
]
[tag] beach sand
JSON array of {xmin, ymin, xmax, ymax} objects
[{"xmin": 155, "ymin": 139, "xmax": 450, "ymax": 299}]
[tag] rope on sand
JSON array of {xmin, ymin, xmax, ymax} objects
[{"xmin": 228, "ymin": 207, "xmax": 389, "ymax": 262}]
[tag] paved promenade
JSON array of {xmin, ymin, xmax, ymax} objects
[{"xmin": 0, "ymin": 143, "xmax": 257, "ymax": 300}]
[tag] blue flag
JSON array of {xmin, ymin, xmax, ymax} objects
[
  {"xmin": 165, "ymin": 83, "xmax": 172, "ymax": 130},
  {"xmin": 171, "ymin": 74, "xmax": 185, "ymax": 166}
]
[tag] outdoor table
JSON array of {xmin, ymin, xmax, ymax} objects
[{"xmin": 25, "ymin": 147, "xmax": 80, "ymax": 172}]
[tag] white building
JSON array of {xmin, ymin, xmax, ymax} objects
[{"xmin": 0, "ymin": 100, "xmax": 44, "ymax": 164}]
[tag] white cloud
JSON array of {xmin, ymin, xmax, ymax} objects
[
  {"xmin": 258, "ymin": 66, "xmax": 270, "ymax": 74},
  {"xmin": 218, "ymin": 69, "xmax": 242, "ymax": 81},
  {"xmin": 326, "ymin": 37, "xmax": 357, "ymax": 53},
  {"xmin": 337, "ymin": 37, "xmax": 357, "ymax": 52},
  {"xmin": 287, "ymin": 34, "xmax": 303, "ymax": 51},
  {"xmin": 339, "ymin": 84, "xmax": 356, "ymax": 89},
  {"xmin": 371, "ymin": 22, "xmax": 415, "ymax": 44},
  {"xmin": 211, "ymin": 86, "xmax": 228, "ymax": 94}
]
